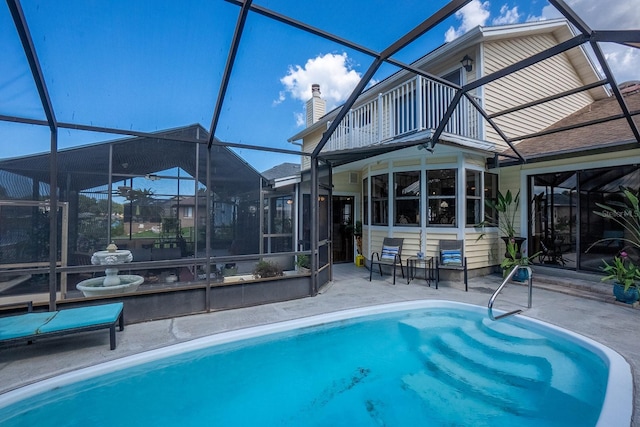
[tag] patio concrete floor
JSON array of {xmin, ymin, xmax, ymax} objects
[{"xmin": 0, "ymin": 263, "xmax": 638, "ymax": 424}]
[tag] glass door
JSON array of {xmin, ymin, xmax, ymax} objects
[
  {"xmin": 332, "ymin": 196, "xmax": 354, "ymax": 263},
  {"xmin": 530, "ymin": 172, "xmax": 577, "ymax": 269}
]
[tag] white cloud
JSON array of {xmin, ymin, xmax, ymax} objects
[
  {"xmin": 492, "ymin": 5, "xmax": 521, "ymax": 25},
  {"xmin": 444, "ymin": 0, "xmax": 491, "ymax": 42},
  {"xmin": 541, "ymin": 0, "xmax": 640, "ymax": 84},
  {"xmin": 279, "ymin": 52, "xmax": 362, "ymax": 111},
  {"xmin": 603, "ymin": 47, "xmax": 640, "ymax": 84},
  {"xmin": 272, "ymin": 91, "xmax": 286, "ymax": 106},
  {"xmin": 294, "ymin": 112, "xmax": 305, "ymax": 127}
]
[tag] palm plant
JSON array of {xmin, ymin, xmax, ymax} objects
[
  {"xmin": 476, "ymin": 189, "xmax": 520, "ymax": 239},
  {"xmin": 591, "ymin": 186, "xmax": 640, "ymax": 252}
]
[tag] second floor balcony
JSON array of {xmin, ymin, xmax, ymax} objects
[{"xmin": 325, "ymin": 75, "xmax": 485, "ymax": 153}]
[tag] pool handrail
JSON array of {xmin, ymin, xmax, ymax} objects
[{"xmin": 488, "ymin": 266, "xmax": 532, "ymax": 320}]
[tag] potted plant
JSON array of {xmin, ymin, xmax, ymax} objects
[
  {"xmin": 347, "ymin": 220, "xmax": 365, "ymax": 266},
  {"xmin": 600, "ymin": 252, "xmax": 640, "ymax": 304},
  {"xmin": 346, "ymin": 220, "xmax": 363, "ymax": 254},
  {"xmin": 295, "ymin": 254, "xmax": 311, "ymax": 274},
  {"xmin": 500, "ymin": 238, "xmax": 540, "ymax": 282},
  {"xmin": 588, "ymin": 186, "xmax": 640, "ymax": 303},
  {"xmin": 353, "ymin": 220, "xmax": 363, "ymax": 255},
  {"xmin": 476, "ymin": 190, "xmax": 525, "ymax": 252}
]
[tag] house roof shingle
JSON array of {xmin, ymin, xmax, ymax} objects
[
  {"xmin": 261, "ymin": 162, "xmax": 300, "ymax": 181},
  {"xmin": 501, "ymin": 86, "xmax": 640, "ymax": 160}
]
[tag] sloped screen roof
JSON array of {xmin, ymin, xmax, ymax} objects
[
  {"xmin": 1, "ymin": 0, "xmax": 639, "ymax": 168},
  {"xmin": 0, "ymin": 125, "xmax": 263, "ymax": 196}
]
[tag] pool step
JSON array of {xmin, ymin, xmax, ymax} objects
[
  {"xmin": 400, "ymin": 313, "xmax": 598, "ymax": 407},
  {"xmin": 418, "ymin": 344, "xmax": 545, "ymax": 415},
  {"xmin": 430, "ymin": 332, "xmax": 552, "ymax": 388},
  {"xmin": 401, "ymin": 370, "xmax": 599, "ymax": 426},
  {"xmin": 455, "ymin": 324, "xmax": 594, "ymax": 402},
  {"xmin": 478, "ymin": 317, "xmax": 548, "ymax": 344},
  {"xmin": 401, "ymin": 371, "xmax": 508, "ymax": 422},
  {"xmin": 398, "ymin": 314, "xmax": 476, "ymax": 348}
]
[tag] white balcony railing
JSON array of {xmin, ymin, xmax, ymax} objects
[{"xmin": 325, "ymin": 75, "xmax": 481, "ymax": 152}]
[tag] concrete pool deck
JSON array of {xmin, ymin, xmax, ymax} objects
[{"xmin": 1, "ymin": 263, "xmax": 638, "ymax": 424}]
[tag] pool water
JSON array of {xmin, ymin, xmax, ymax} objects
[{"xmin": 0, "ymin": 301, "xmax": 631, "ymax": 426}]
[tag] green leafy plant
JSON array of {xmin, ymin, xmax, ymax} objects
[
  {"xmin": 345, "ymin": 220, "xmax": 364, "ymax": 254},
  {"xmin": 353, "ymin": 220, "xmax": 362, "ymax": 236},
  {"xmin": 253, "ymin": 260, "xmax": 283, "ymax": 278},
  {"xmin": 295, "ymin": 254, "xmax": 310, "ymax": 269},
  {"xmin": 500, "ymin": 238, "xmax": 540, "ymax": 277},
  {"xmin": 590, "ymin": 186, "xmax": 640, "ymax": 252},
  {"xmin": 476, "ymin": 190, "xmax": 520, "ymax": 240},
  {"xmin": 601, "ymin": 251, "xmax": 640, "ymax": 291},
  {"xmin": 586, "ymin": 187, "xmax": 640, "ymax": 292}
]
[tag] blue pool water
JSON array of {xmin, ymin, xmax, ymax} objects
[{"xmin": 0, "ymin": 301, "xmax": 632, "ymax": 426}]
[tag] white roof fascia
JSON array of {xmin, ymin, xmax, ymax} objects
[{"xmin": 273, "ymin": 175, "xmax": 301, "ymax": 188}]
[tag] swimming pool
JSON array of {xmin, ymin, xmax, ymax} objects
[{"xmin": 0, "ymin": 301, "xmax": 632, "ymax": 426}]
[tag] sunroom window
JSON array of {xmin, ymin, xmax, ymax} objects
[
  {"xmin": 427, "ymin": 169, "xmax": 456, "ymax": 226},
  {"xmin": 394, "ymin": 171, "xmax": 420, "ymax": 226},
  {"xmin": 371, "ymin": 174, "xmax": 388, "ymax": 225},
  {"xmin": 466, "ymin": 170, "xmax": 497, "ymax": 226},
  {"xmin": 466, "ymin": 170, "xmax": 482, "ymax": 225},
  {"xmin": 363, "ymin": 177, "xmax": 368, "ymax": 225}
]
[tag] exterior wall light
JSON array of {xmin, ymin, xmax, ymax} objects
[{"xmin": 461, "ymin": 54, "xmax": 473, "ymax": 72}]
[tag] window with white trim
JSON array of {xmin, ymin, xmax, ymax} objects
[
  {"xmin": 394, "ymin": 171, "xmax": 420, "ymax": 226},
  {"xmin": 427, "ymin": 169, "xmax": 456, "ymax": 227},
  {"xmin": 371, "ymin": 174, "xmax": 388, "ymax": 225}
]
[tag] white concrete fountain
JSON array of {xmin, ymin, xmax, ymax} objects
[{"xmin": 76, "ymin": 243, "xmax": 144, "ymax": 297}]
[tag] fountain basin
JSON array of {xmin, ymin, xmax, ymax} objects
[
  {"xmin": 91, "ymin": 249, "xmax": 133, "ymax": 266},
  {"xmin": 76, "ymin": 275, "xmax": 144, "ymax": 297}
]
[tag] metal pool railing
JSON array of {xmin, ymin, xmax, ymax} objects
[{"xmin": 488, "ymin": 266, "xmax": 533, "ymax": 321}]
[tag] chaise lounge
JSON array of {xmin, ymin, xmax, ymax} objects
[{"xmin": 0, "ymin": 302, "xmax": 124, "ymax": 350}]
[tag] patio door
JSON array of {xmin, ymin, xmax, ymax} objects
[
  {"xmin": 332, "ymin": 196, "xmax": 354, "ymax": 263},
  {"xmin": 529, "ymin": 172, "xmax": 577, "ymax": 269}
]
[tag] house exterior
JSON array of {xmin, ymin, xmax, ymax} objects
[
  {"xmin": 288, "ymin": 19, "xmax": 635, "ymax": 277},
  {"xmin": 498, "ymin": 83, "xmax": 640, "ymax": 272}
]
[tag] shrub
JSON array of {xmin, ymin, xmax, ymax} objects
[{"xmin": 253, "ymin": 260, "xmax": 283, "ymax": 278}]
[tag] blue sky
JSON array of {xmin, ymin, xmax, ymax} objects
[{"xmin": 1, "ymin": 0, "xmax": 638, "ymax": 173}]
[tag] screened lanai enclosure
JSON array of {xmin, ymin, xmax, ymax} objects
[
  {"xmin": 1, "ymin": 0, "xmax": 639, "ymax": 319},
  {"xmin": 0, "ymin": 124, "xmax": 328, "ymax": 319}
]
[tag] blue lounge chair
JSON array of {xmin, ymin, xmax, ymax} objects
[{"xmin": 0, "ymin": 302, "xmax": 124, "ymax": 350}]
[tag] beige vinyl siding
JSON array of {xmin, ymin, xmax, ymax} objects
[
  {"xmin": 393, "ymin": 228, "xmax": 420, "ymax": 265},
  {"xmin": 370, "ymin": 162, "xmax": 389, "ymax": 172},
  {"xmin": 361, "ymin": 228, "xmax": 369, "ymax": 260},
  {"xmin": 332, "ymin": 171, "xmax": 361, "ymax": 193},
  {"xmin": 464, "ymin": 155, "xmax": 486, "ymax": 168},
  {"xmin": 365, "ymin": 229, "xmax": 421, "ymax": 264},
  {"xmin": 483, "ymin": 35, "xmax": 594, "ymax": 150},
  {"xmin": 301, "ymin": 128, "xmax": 325, "ymax": 170},
  {"xmin": 465, "ymin": 231, "xmax": 500, "ymax": 268},
  {"xmin": 426, "ymin": 155, "xmax": 457, "ymax": 165},
  {"xmin": 365, "ymin": 228, "xmax": 501, "ymax": 269},
  {"xmin": 393, "ymin": 159, "xmax": 421, "ymax": 168},
  {"xmin": 366, "ymin": 229, "xmax": 388, "ymax": 261}
]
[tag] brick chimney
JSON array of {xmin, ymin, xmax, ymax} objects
[{"xmin": 306, "ymin": 84, "xmax": 326, "ymax": 127}]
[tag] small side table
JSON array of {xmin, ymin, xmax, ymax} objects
[{"xmin": 407, "ymin": 256, "xmax": 435, "ymax": 288}]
